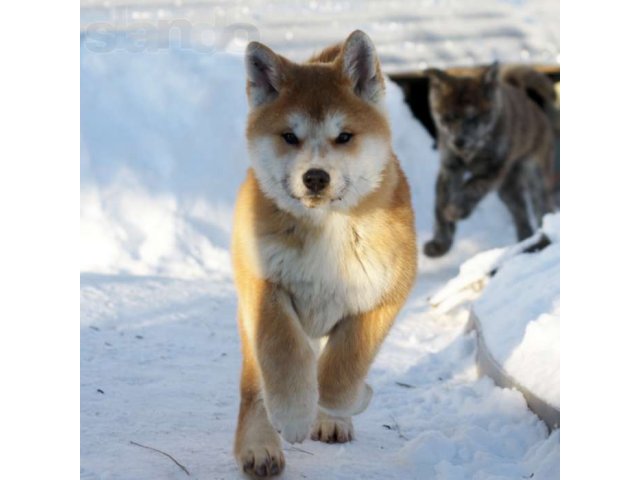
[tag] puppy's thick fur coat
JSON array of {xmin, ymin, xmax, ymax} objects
[{"xmin": 231, "ymin": 31, "xmax": 416, "ymax": 477}]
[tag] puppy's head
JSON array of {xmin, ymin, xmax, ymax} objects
[
  {"xmin": 428, "ymin": 63, "xmax": 501, "ymax": 160},
  {"xmin": 244, "ymin": 30, "xmax": 391, "ymax": 220}
]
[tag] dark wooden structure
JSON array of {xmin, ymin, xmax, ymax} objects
[{"xmin": 388, "ymin": 65, "xmax": 560, "ymax": 145}]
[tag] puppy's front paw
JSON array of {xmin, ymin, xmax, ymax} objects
[
  {"xmin": 423, "ymin": 239, "xmax": 451, "ymax": 258},
  {"xmin": 237, "ymin": 444, "xmax": 285, "ymax": 478},
  {"xmin": 311, "ymin": 411, "xmax": 353, "ymax": 444},
  {"xmin": 266, "ymin": 392, "xmax": 318, "ymax": 444},
  {"xmin": 274, "ymin": 412, "xmax": 315, "ymax": 444}
]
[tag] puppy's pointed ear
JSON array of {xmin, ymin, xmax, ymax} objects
[
  {"xmin": 341, "ymin": 30, "xmax": 385, "ymax": 103},
  {"xmin": 245, "ymin": 42, "xmax": 285, "ymax": 108},
  {"xmin": 426, "ymin": 68, "xmax": 452, "ymax": 90},
  {"xmin": 483, "ymin": 61, "xmax": 500, "ymax": 86}
]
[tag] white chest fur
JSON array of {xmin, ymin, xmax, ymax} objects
[{"xmin": 259, "ymin": 214, "xmax": 391, "ymax": 338}]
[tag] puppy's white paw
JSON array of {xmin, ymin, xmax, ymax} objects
[
  {"xmin": 277, "ymin": 414, "xmax": 314, "ymax": 444},
  {"xmin": 266, "ymin": 390, "xmax": 318, "ymax": 444},
  {"xmin": 269, "ymin": 406, "xmax": 316, "ymax": 444},
  {"xmin": 311, "ymin": 411, "xmax": 354, "ymax": 443},
  {"xmin": 237, "ymin": 443, "xmax": 285, "ymax": 478}
]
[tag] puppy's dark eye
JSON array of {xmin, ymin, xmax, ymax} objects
[
  {"xmin": 281, "ymin": 132, "xmax": 299, "ymax": 145},
  {"xmin": 335, "ymin": 132, "xmax": 353, "ymax": 144},
  {"xmin": 442, "ymin": 113, "xmax": 456, "ymax": 123}
]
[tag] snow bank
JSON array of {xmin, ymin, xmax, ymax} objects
[
  {"xmin": 81, "ymin": 48, "xmax": 247, "ymax": 279},
  {"xmin": 474, "ymin": 214, "xmax": 560, "ymax": 410},
  {"xmin": 394, "ymin": 379, "xmax": 559, "ymax": 480}
]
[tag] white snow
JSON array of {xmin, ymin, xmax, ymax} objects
[
  {"xmin": 474, "ymin": 214, "xmax": 561, "ymax": 409},
  {"xmin": 80, "ymin": 10, "xmax": 560, "ymax": 479},
  {"xmin": 80, "ymin": 0, "xmax": 559, "ymax": 73},
  {"xmin": 80, "ymin": 51, "xmax": 246, "ymax": 279}
]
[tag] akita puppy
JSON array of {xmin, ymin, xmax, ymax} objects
[
  {"xmin": 423, "ymin": 63, "xmax": 558, "ymax": 257},
  {"xmin": 231, "ymin": 31, "xmax": 416, "ymax": 477}
]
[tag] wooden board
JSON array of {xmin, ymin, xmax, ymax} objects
[{"xmin": 388, "ymin": 64, "xmax": 560, "ymax": 143}]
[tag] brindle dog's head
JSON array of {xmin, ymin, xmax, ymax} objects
[{"xmin": 427, "ymin": 63, "xmax": 500, "ymax": 161}]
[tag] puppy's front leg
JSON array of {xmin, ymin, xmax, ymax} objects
[
  {"xmin": 254, "ymin": 285, "xmax": 318, "ymax": 444},
  {"xmin": 424, "ymin": 166, "xmax": 460, "ymax": 257},
  {"xmin": 313, "ymin": 301, "xmax": 403, "ymax": 442},
  {"xmin": 446, "ymin": 175, "xmax": 496, "ymax": 221},
  {"xmin": 446, "ymin": 159, "xmax": 503, "ymax": 222}
]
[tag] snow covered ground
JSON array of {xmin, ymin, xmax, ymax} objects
[{"xmin": 80, "ymin": 4, "xmax": 560, "ymax": 478}]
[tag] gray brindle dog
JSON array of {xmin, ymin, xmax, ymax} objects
[{"xmin": 424, "ymin": 63, "xmax": 558, "ymax": 257}]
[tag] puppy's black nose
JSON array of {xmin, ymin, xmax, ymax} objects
[
  {"xmin": 454, "ymin": 138, "xmax": 466, "ymax": 149},
  {"xmin": 302, "ymin": 169, "xmax": 330, "ymax": 193}
]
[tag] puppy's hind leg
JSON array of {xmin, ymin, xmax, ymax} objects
[
  {"xmin": 498, "ymin": 164, "xmax": 534, "ymax": 241},
  {"xmin": 524, "ymin": 152, "xmax": 554, "ymax": 227}
]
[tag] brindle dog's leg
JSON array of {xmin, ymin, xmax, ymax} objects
[
  {"xmin": 424, "ymin": 166, "xmax": 461, "ymax": 257},
  {"xmin": 523, "ymin": 154, "xmax": 554, "ymax": 227},
  {"xmin": 498, "ymin": 163, "xmax": 534, "ymax": 241},
  {"xmin": 445, "ymin": 161, "xmax": 502, "ymax": 222}
]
